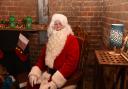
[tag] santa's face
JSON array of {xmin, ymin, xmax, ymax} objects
[{"xmin": 52, "ymin": 20, "xmax": 64, "ymax": 31}]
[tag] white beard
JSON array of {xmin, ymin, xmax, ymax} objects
[{"xmin": 45, "ymin": 28, "xmax": 71, "ymax": 68}]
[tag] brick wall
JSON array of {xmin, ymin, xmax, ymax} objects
[
  {"xmin": 49, "ymin": 0, "xmax": 103, "ymax": 50},
  {"xmin": 1, "ymin": 0, "xmax": 128, "ymax": 88},
  {"xmin": 2, "ymin": 0, "xmax": 128, "ymax": 64},
  {"xmin": 0, "ymin": 0, "xmax": 39, "ymax": 64},
  {"xmin": 0, "ymin": 0, "xmax": 103, "ymax": 65},
  {"xmin": 0, "ymin": 0, "xmax": 37, "ymax": 20},
  {"xmin": 102, "ymin": 0, "xmax": 128, "ymax": 47},
  {"xmin": 102, "ymin": 1, "xmax": 128, "ymax": 89}
]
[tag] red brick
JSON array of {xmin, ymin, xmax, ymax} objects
[{"xmin": 0, "ymin": 0, "xmax": 103, "ymax": 65}]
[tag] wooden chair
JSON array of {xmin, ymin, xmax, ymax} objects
[
  {"xmin": 62, "ymin": 26, "xmax": 88, "ymax": 89},
  {"xmin": 25, "ymin": 26, "xmax": 89, "ymax": 89}
]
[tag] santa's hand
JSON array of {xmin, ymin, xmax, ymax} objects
[
  {"xmin": 29, "ymin": 75, "xmax": 38, "ymax": 87},
  {"xmin": 39, "ymin": 81, "xmax": 57, "ymax": 89}
]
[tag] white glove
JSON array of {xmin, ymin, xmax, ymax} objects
[
  {"xmin": 29, "ymin": 75, "xmax": 38, "ymax": 87},
  {"xmin": 39, "ymin": 81, "xmax": 57, "ymax": 89}
]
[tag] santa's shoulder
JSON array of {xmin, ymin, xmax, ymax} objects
[{"xmin": 67, "ymin": 34, "xmax": 78, "ymax": 42}]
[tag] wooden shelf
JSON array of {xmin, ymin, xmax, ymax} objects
[
  {"xmin": 0, "ymin": 28, "xmax": 46, "ymax": 32},
  {"xmin": 0, "ymin": 24, "xmax": 47, "ymax": 32}
]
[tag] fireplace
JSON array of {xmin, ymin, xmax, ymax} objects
[{"xmin": 0, "ymin": 30, "xmax": 30, "ymax": 76}]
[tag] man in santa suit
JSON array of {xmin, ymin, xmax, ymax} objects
[{"xmin": 28, "ymin": 13, "xmax": 80, "ymax": 89}]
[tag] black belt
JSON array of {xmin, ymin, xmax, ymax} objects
[{"xmin": 46, "ymin": 66, "xmax": 56, "ymax": 75}]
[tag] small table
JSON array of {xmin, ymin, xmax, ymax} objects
[{"xmin": 95, "ymin": 50, "xmax": 128, "ymax": 89}]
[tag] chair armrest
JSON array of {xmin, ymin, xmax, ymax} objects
[{"xmin": 62, "ymin": 71, "xmax": 82, "ymax": 87}]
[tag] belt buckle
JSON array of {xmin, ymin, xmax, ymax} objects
[{"xmin": 47, "ymin": 68, "xmax": 50, "ymax": 73}]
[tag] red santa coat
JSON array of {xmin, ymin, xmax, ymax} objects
[{"xmin": 30, "ymin": 34, "xmax": 80, "ymax": 88}]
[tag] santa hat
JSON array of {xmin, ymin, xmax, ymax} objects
[
  {"xmin": 51, "ymin": 14, "xmax": 68, "ymax": 26},
  {"xmin": 47, "ymin": 13, "xmax": 73, "ymax": 37}
]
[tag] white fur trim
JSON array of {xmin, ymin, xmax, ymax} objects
[
  {"xmin": 46, "ymin": 28, "xmax": 67, "ymax": 68},
  {"xmin": 51, "ymin": 14, "xmax": 68, "ymax": 27},
  {"xmin": 46, "ymin": 26, "xmax": 73, "ymax": 68},
  {"xmin": 28, "ymin": 66, "xmax": 42, "ymax": 78},
  {"xmin": 46, "ymin": 14, "xmax": 74, "ymax": 68},
  {"xmin": 52, "ymin": 71, "xmax": 67, "ymax": 88}
]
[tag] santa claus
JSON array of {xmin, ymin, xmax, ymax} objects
[{"xmin": 28, "ymin": 13, "xmax": 80, "ymax": 89}]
